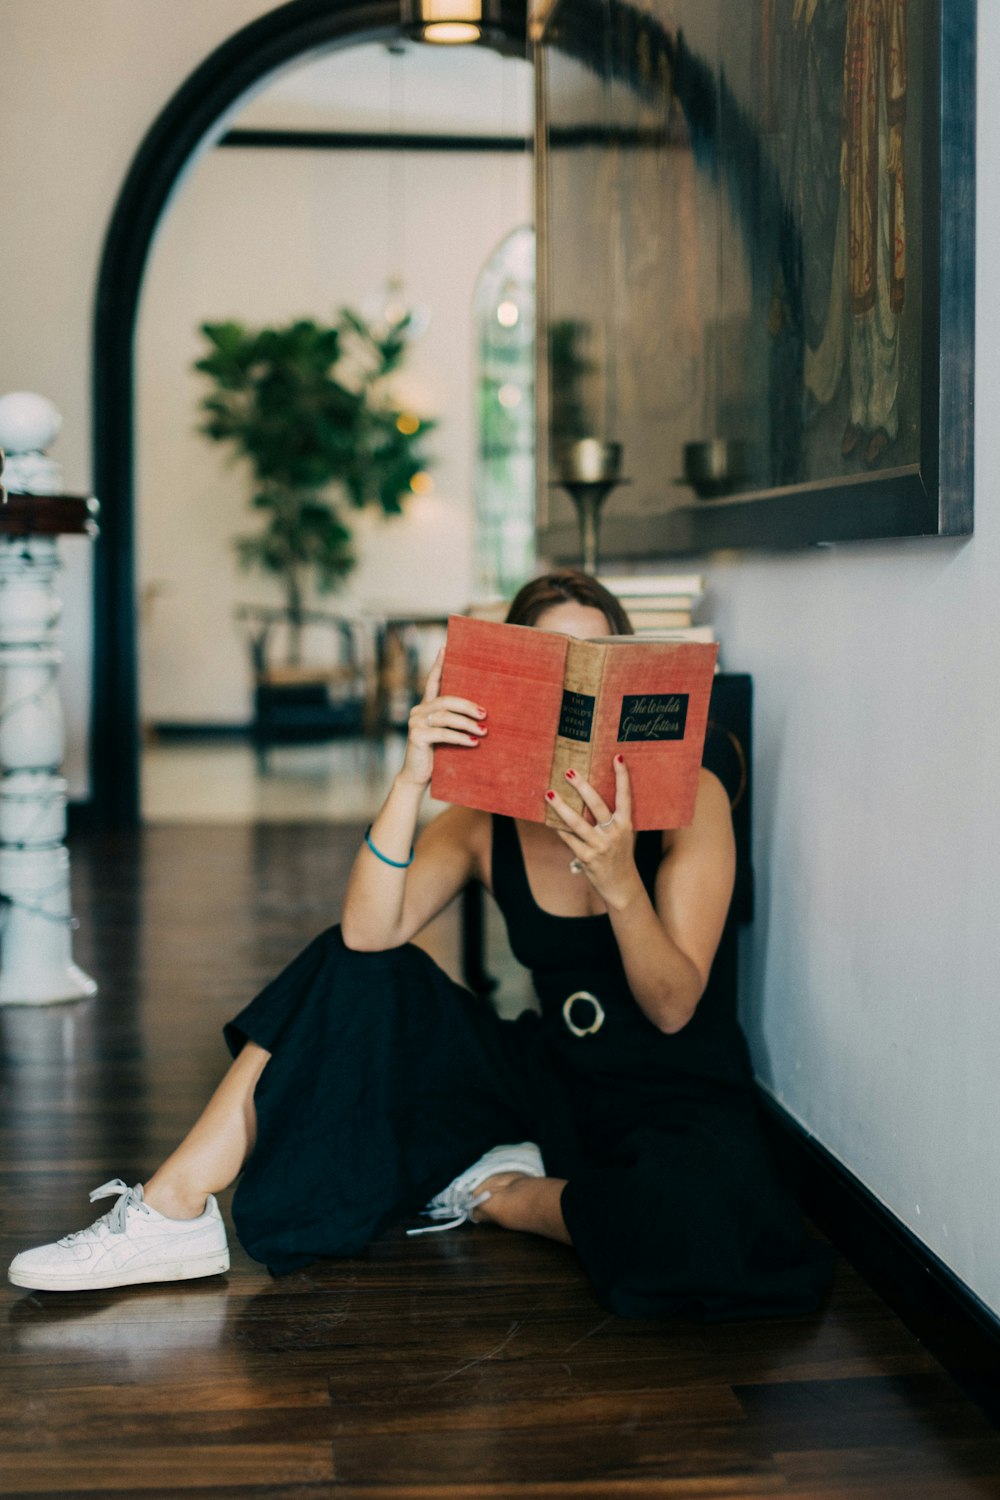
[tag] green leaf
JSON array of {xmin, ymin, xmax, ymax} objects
[{"xmin": 196, "ymin": 305, "xmax": 432, "ymax": 616}]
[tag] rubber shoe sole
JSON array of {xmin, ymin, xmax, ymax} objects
[{"xmin": 8, "ymin": 1246, "xmax": 230, "ymax": 1293}]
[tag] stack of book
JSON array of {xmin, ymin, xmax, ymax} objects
[
  {"xmin": 465, "ymin": 597, "xmax": 511, "ymax": 624},
  {"xmin": 467, "ymin": 574, "xmax": 714, "ymax": 643},
  {"xmin": 598, "ymin": 573, "xmax": 713, "ymax": 641}
]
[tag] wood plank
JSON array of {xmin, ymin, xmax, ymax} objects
[
  {"xmin": 0, "ymin": 1444, "xmax": 335, "ymax": 1493},
  {"xmin": 1, "ymin": 824, "xmax": 998, "ymax": 1498}
]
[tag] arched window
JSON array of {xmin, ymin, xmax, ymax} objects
[{"xmin": 472, "ymin": 224, "xmax": 535, "ymax": 601}]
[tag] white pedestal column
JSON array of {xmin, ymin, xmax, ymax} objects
[{"xmin": 0, "ymin": 534, "xmax": 96, "ymax": 1003}]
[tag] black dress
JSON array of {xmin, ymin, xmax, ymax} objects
[{"xmin": 225, "ymin": 783, "xmax": 833, "ymax": 1321}]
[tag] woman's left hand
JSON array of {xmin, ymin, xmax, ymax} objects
[{"xmin": 545, "ymin": 757, "xmax": 642, "ymax": 909}]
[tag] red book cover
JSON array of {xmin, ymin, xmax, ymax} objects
[{"xmin": 431, "ymin": 616, "xmax": 718, "ymax": 830}]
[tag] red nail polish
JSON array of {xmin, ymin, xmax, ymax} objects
[
  {"xmin": 545, "ymin": 790, "xmax": 556, "ymax": 801},
  {"xmin": 615, "ymin": 754, "xmax": 624, "ymax": 765},
  {"xmin": 565, "ymin": 768, "xmax": 576, "ymax": 779}
]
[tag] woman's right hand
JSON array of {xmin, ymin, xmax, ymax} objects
[{"xmin": 398, "ymin": 648, "xmax": 488, "ymax": 788}]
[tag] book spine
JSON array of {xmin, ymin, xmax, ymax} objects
[
  {"xmin": 624, "ymin": 609, "xmax": 692, "ymax": 629},
  {"xmin": 545, "ymin": 640, "xmax": 604, "ymax": 825},
  {"xmin": 631, "ymin": 624, "xmax": 716, "ymax": 643},
  {"xmin": 598, "ymin": 573, "xmax": 704, "ymax": 595}
]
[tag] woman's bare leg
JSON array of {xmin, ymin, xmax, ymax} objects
[
  {"xmin": 143, "ymin": 1042, "xmax": 271, "ymax": 1219},
  {"xmin": 472, "ymin": 1172, "xmax": 572, "ymax": 1245}
]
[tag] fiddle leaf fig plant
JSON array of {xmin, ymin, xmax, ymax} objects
[{"xmin": 195, "ymin": 308, "xmax": 434, "ymax": 662}]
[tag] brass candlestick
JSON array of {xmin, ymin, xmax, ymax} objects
[{"xmin": 552, "ymin": 440, "xmax": 630, "ymax": 575}]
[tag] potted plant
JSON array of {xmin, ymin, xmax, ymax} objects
[{"xmin": 195, "ymin": 307, "xmax": 434, "ymax": 665}]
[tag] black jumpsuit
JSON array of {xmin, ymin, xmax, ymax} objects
[{"xmin": 225, "ymin": 777, "xmax": 833, "ymax": 1321}]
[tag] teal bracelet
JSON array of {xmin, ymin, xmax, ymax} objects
[{"xmin": 364, "ymin": 824, "xmax": 415, "ymax": 869}]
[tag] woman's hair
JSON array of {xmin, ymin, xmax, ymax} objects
[{"xmin": 505, "ymin": 569, "xmax": 633, "ymax": 635}]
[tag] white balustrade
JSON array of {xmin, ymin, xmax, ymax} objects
[{"xmin": 0, "ymin": 500, "xmax": 97, "ymax": 1004}]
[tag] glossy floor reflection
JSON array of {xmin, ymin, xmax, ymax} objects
[
  {"xmin": 2, "ymin": 824, "xmax": 998, "ymax": 1497},
  {"xmin": 142, "ymin": 735, "xmax": 437, "ymax": 823}
]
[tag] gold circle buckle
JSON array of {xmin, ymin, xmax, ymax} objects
[{"xmin": 562, "ymin": 990, "xmax": 606, "ymax": 1038}]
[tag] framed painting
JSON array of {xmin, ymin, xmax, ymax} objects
[{"xmin": 532, "ymin": 0, "xmax": 976, "ymax": 559}]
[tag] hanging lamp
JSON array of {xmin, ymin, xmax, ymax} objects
[
  {"xmin": 401, "ymin": 0, "xmax": 501, "ymax": 45},
  {"xmin": 361, "ymin": 44, "xmax": 431, "ymax": 341}
]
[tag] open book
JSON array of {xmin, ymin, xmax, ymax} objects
[{"xmin": 430, "ymin": 616, "xmax": 718, "ymax": 830}]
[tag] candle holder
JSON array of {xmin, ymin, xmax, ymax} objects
[
  {"xmin": 680, "ymin": 438, "xmax": 751, "ymax": 500},
  {"xmin": 552, "ymin": 439, "xmax": 631, "ymax": 575}
]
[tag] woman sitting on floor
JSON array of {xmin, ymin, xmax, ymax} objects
[{"xmin": 8, "ymin": 570, "xmax": 831, "ymax": 1321}]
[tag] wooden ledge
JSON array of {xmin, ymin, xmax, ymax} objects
[
  {"xmin": 257, "ymin": 664, "xmax": 358, "ymax": 687},
  {"xmin": 0, "ymin": 492, "xmax": 99, "ymax": 537}
]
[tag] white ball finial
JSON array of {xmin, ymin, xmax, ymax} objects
[{"xmin": 0, "ymin": 392, "xmax": 63, "ymax": 455}]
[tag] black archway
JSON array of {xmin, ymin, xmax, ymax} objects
[{"xmin": 91, "ymin": 0, "xmax": 527, "ymax": 827}]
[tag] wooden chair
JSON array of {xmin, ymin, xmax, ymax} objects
[{"xmin": 237, "ymin": 606, "xmax": 368, "ymax": 770}]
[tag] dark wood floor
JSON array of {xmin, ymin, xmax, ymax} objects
[{"xmin": 2, "ymin": 824, "xmax": 999, "ymax": 1498}]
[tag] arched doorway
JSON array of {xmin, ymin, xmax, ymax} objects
[{"xmin": 90, "ymin": 0, "xmax": 527, "ymax": 827}]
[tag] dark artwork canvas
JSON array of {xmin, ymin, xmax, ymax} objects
[
  {"xmin": 767, "ymin": 0, "xmax": 917, "ymax": 480},
  {"xmin": 535, "ymin": 0, "xmax": 974, "ymax": 557}
]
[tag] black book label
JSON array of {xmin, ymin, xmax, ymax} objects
[
  {"xmin": 558, "ymin": 689, "xmax": 596, "ymax": 742},
  {"xmin": 618, "ymin": 694, "xmax": 689, "ymax": 742}
]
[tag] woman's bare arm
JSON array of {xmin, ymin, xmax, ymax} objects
[
  {"xmin": 341, "ymin": 801, "xmax": 489, "ymax": 951},
  {"xmin": 340, "ymin": 649, "xmax": 491, "ymax": 951},
  {"xmin": 545, "ymin": 763, "xmax": 735, "ymax": 1033}
]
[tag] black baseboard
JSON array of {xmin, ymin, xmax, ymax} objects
[
  {"xmin": 757, "ymin": 1089, "xmax": 1000, "ymax": 1425},
  {"xmin": 151, "ymin": 722, "xmax": 252, "ymax": 740}
]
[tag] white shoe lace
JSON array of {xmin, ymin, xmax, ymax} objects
[
  {"xmin": 407, "ymin": 1142, "xmax": 544, "ymax": 1237},
  {"xmin": 407, "ymin": 1186, "xmax": 491, "ymax": 1236},
  {"xmin": 59, "ymin": 1180, "xmax": 149, "ymax": 1244}
]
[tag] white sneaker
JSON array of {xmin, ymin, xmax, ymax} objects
[
  {"xmin": 408, "ymin": 1142, "xmax": 546, "ymax": 1235},
  {"xmin": 7, "ymin": 1180, "xmax": 230, "ymax": 1292}
]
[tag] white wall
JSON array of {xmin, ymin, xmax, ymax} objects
[
  {"xmin": 688, "ymin": 7, "xmax": 999, "ymax": 1316},
  {"xmin": 0, "ymin": 0, "xmax": 282, "ymax": 792},
  {"xmin": 137, "ymin": 141, "xmax": 531, "ymax": 723}
]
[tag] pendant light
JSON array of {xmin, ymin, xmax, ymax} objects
[
  {"xmin": 401, "ymin": 0, "xmax": 502, "ymax": 46},
  {"xmin": 362, "ymin": 44, "xmax": 431, "ymax": 342}
]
